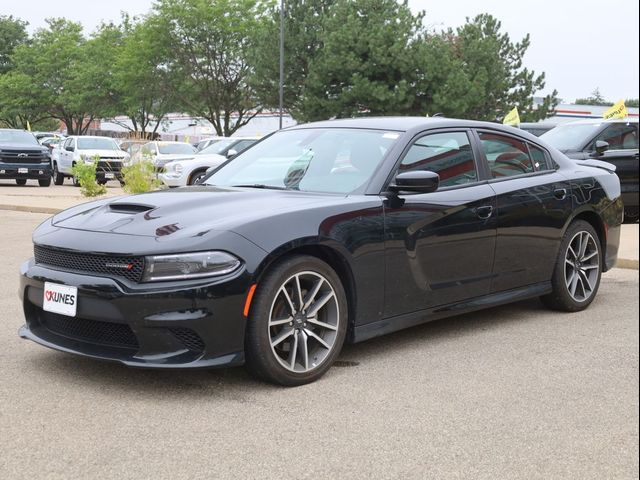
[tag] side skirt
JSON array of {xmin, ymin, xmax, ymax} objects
[{"xmin": 353, "ymin": 281, "xmax": 552, "ymax": 343}]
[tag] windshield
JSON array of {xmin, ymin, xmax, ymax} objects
[
  {"xmin": 158, "ymin": 143, "xmax": 196, "ymax": 155},
  {"xmin": 77, "ymin": 137, "xmax": 119, "ymax": 150},
  {"xmin": 540, "ymin": 123, "xmax": 603, "ymax": 151},
  {"xmin": 199, "ymin": 139, "xmax": 236, "ymax": 155},
  {"xmin": 204, "ymin": 128, "xmax": 399, "ymax": 194},
  {"xmin": 0, "ymin": 130, "xmax": 39, "ymax": 146}
]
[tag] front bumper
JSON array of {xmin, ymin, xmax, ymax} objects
[
  {"xmin": 158, "ymin": 173, "xmax": 185, "ymax": 187},
  {"xmin": 0, "ymin": 163, "xmax": 52, "ymax": 180},
  {"xmin": 19, "ymin": 259, "xmax": 250, "ymax": 368}
]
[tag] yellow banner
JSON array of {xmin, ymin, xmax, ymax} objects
[
  {"xmin": 603, "ymin": 100, "xmax": 627, "ymax": 120},
  {"xmin": 503, "ymin": 107, "xmax": 520, "ymax": 126},
  {"xmin": 26, "ymin": 121, "xmax": 31, "ymax": 132}
]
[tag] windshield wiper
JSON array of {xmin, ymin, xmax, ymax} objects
[{"xmin": 231, "ymin": 184, "xmax": 290, "ymax": 190}]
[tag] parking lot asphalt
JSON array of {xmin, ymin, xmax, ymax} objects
[{"xmin": 0, "ymin": 210, "xmax": 638, "ymax": 480}]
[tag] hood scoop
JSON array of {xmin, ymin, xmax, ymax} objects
[{"xmin": 108, "ymin": 203, "xmax": 155, "ymax": 214}]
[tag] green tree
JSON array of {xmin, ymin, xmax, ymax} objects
[
  {"xmin": 111, "ymin": 16, "xmax": 178, "ymax": 137},
  {"xmin": 0, "ymin": 15, "xmax": 29, "ymax": 74},
  {"xmin": 152, "ymin": 0, "xmax": 269, "ymax": 136},
  {"xmin": 7, "ymin": 19, "xmax": 115, "ymax": 134},
  {"xmin": 298, "ymin": 0, "xmax": 425, "ymax": 121},
  {"xmin": 428, "ymin": 14, "xmax": 558, "ymax": 122},
  {"xmin": 249, "ymin": 0, "xmax": 335, "ymax": 115},
  {"xmin": 626, "ymin": 99, "xmax": 639, "ymax": 108},
  {"xmin": 575, "ymin": 88, "xmax": 612, "ymax": 106}
]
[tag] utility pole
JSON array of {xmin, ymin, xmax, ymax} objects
[{"xmin": 279, "ymin": 0, "xmax": 285, "ymax": 129}]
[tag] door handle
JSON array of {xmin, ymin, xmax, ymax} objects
[
  {"xmin": 475, "ymin": 205, "xmax": 493, "ymax": 219},
  {"xmin": 554, "ymin": 188, "xmax": 567, "ymax": 200}
]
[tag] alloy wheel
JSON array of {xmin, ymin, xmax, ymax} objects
[
  {"xmin": 268, "ymin": 271, "xmax": 340, "ymax": 373},
  {"xmin": 564, "ymin": 230, "xmax": 600, "ymax": 302}
]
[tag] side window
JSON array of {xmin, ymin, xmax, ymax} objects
[
  {"xmin": 593, "ymin": 123, "xmax": 638, "ymax": 150},
  {"xmin": 399, "ymin": 132, "xmax": 477, "ymax": 188},
  {"xmin": 233, "ymin": 140, "xmax": 253, "ymax": 153},
  {"xmin": 528, "ymin": 144, "xmax": 551, "ymax": 171},
  {"xmin": 478, "ymin": 132, "xmax": 534, "ymax": 178}
]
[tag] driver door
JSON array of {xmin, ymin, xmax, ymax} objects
[{"xmin": 383, "ymin": 130, "xmax": 497, "ymax": 318}]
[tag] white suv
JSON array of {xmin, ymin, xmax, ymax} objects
[{"xmin": 53, "ymin": 136, "xmax": 130, "ymax": 185}]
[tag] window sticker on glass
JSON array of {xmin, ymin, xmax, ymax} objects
[{"xmin": 383, "ymin": 132, "xmax": 400, "ymax": 139}]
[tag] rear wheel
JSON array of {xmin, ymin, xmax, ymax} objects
[
  {"xmin": 541, "ymin": 220, "xmax": 602, "ymax": 312},
  {"xmin": 38, "ymin": 177, "xmax": 51, "ymax": 187},
  {"xmin": 245, "ymin": 255, "xmax": 348, "ymax": 386},
  {"xmin": 15, "ymin": 179, "xmax": 27, "ymax": 186},
  {"xmin": 53, "ymin": 163, "xmax": 64, "ymax": 185}
]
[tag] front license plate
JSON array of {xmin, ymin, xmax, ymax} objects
[
  {"xmin": 18, "ymin": 168, "xmax": 28, "ymax": 174},
  {"xmin": 105, "ymin": 172, "xmax": 115, "ymax": 179},
  {"xmin": 43, "ymin": 282, "xmax": 78, "ymax": 317}
]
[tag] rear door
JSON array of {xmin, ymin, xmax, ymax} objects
[
  {"xmin": 474, "ymin": 129, "xmax": 573, "ymax": 292},
  {"xmin": 383, "ymin": 129, "xmax": 497, "ymax": 317}
]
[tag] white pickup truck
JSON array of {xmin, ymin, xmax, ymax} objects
[{"xmin": 52, "ymin": 136, "xmax": 130, "ymax": 185}]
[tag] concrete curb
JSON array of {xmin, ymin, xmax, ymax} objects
[
  {"xmin": 1, "ymin": 202, "xmax": 638, "ymax": 270},
  {"xmin": 616, "ymin": 259, "xmax": 639, "ymax": 271},
  {"xmin": 0, "ymin": 204, "xmax": 62, "ymax": 215}
]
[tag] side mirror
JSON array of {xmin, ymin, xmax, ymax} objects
[
  {"xmin": 389, "ymin": 170, "xmax": 440, "ymax": 194},
  {"xmin": 65, "ymin": 146, "xmax": 74, "ymax": 152},
  {"xmin": 226, "ymin": 149, "xmax": 238, "ymax": 158},
  {"xmin": 594, "ymin": 140, "xmax": 609, "ymax": 156}
]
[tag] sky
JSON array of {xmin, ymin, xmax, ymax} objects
[{"xmin": 2, "ymin": 0, "xmax": 639, "ymax": 103}]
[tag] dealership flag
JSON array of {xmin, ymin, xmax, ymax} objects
[
  {"xmin": 503, "ymin": 107, "xmax": 520, "ymax": 126},
  {"xmin": 603, "ymin": 100, "xmax": 628, "ymax": 120}
]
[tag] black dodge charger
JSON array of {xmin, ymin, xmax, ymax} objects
[{"xmin": 19, "ymin": 117, "xmax": 623, "ymax": 385}]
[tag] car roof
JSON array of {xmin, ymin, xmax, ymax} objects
[
  {"xmin": 287, "ymin": 116, "xmax": 540, "ymax": 135},
  {"xmin": 559, "ymin": 117, "xmax": 639, "ymax": 126}
]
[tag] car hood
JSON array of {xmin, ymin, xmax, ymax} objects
[
  {"xmin": 0, "ymin": 143, "xmax": 48, "ymax": 153},
  {"xmin": 77, "ymin": 149, "xmax": 127, "ymax": 159},
  {"xmin": 51, "ymin": 187, "xmax": 344, "ymax": 239}
]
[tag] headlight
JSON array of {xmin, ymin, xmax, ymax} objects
[
  {"xmin": 173, "ymin": 163, "xmax": 183, "ymax": 175},
  {"xmin": 142, "ymin": 251, "xmax": 241, "ymax": 282}
]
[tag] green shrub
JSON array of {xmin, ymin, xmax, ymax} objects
[
  {"xmin": 121, "ymin": 160, "xmax": 161, "ymax": 194},
  {"xmin": 71, "ymin": 155, "xmax": 107, "ymax": 197}
]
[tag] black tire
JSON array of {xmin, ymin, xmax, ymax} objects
[
  {"xmin": 188, "ymin": 169, "xmax": 207, "ymax": 185},
  {"xmin": 97, "ymin": 179, "xmax": 108, "ymax": 185},
  {"xmin": 245, "ymin": 255, "xmax": 348, "ymax": 386},
  {"xmin": 38, "ymin": 177, "xmax": 51, "ymax": 187},
  {"xmin": 53, "ymin": 163, "xmax": 64, "ymax": 185},
  {"xmin": 541, "ymin": 220, "xmax": 602, "ymax": 312},
  {"xmin": 15, "ymin": 179, "xmax": 27, "ymax": 186}
]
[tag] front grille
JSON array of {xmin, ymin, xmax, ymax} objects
[
  {"xmin": 34, "ymin": 245, "xmax": 145, "ymax": 283},
  {"xmin": 97, "ymin": 160, "xmax": 122, "ymax": 172},
  {"xmin": 42, "ymin": 311, "xmax": 139, "ymax": 349},
  {"xmin": 169, "ymin": 328, "xmax": 205, "ymax": 353},
  {"xmin": 0, "ymin": 151, "xmax": 49, "ymax": 164}
]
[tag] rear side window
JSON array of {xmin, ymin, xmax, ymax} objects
[
  {"xmin": 478, "ymin": 132, "xmax": 534, "ymax": 178},
  {"xmin": 399, "ymin": 131, "xmax": 477, "ymax": 187},
  {"xmin": 528, "ymin": 144, "xmax": 552, "ymax": 171}
]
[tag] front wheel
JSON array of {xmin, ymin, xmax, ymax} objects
[
  {"xmin": 245, "ymin": 255, "xmax": 348, "ymax": 386},
  {"xmin": 15, "ymin": 179, "xmax": 27, "ymax": 186},
  {"xmin": 188, "ymin": 170, "xmax": 207, "ymax": 185},
  {"xmin": 541, "ymin": 220, "xmax": 602, "ymax": 312},
  {"xmin": 53, "ymin": 163, "xmax": 64, "ymax": 185},
  {"xmin": 38, "ymin": 177, "xmax": 51, "ymax": 187}
]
